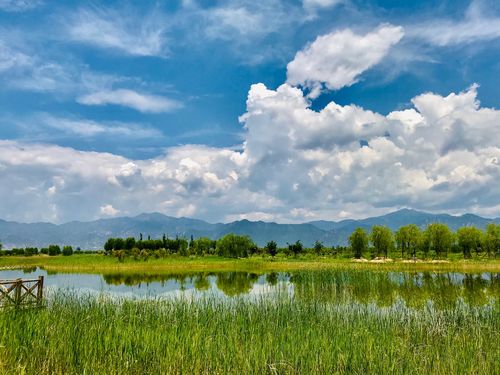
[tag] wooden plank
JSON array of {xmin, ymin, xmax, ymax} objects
[{"xmin": 0, "ymin": 279, "xmax": 40, "ymax": 284}]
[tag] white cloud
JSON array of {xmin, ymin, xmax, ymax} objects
[
  {"xmin": 303, "ymin": 0, "xmax": 340, "ymax": 8},
  {"xmin": 100, "ymin": 204, "xmax": 120, "ymax": 217},
  {"xmin": 0, "ymin": 82, "xmax": 499, "ymax": 223},
  {"xmin": 0, "ymin": 37, "xmax": 181, "ymax": 114},
  {"xmin": 286, "ymin": 25, "xmax": 404, "ymax": 97},
  {"xmin": 30, "ymin": 114, "xmax": 162, "ymax": 139},
  {"xmin": 302, "ymin": 0, "xmax": 342, "ymax": 14},
  {"xmin": 0, "ymin": 37, "xmax": 119, "ymax": 94},
  {"xmin": 175, "ymin": 0, "xmax": 304, "ymax": 64},
  {"xmin": 77, "ymin": 89, "xmax": 182, "ymax": 113},
  {"xmin": 66, "ymin": 7, "xmax": 167, "ymax": 57},
  {"xmin": 0, "ymin": 40, "xmax": 33, "ymax": 71},
  {"xmin": 198, "ymin": 0, "xmax": 297, "ymax": 41},
  {"xmin": 410, "ymin": 1, "xmax": 500, "ymax": 46}
]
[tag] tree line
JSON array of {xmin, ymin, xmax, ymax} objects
[
  {"xmin": 0, "ymin": 244, "xmax": 91, "ymax": 257},
  {"xmin": 349, "ymin": 223, "xmax": 499, "ymax": 259},
  {"xmin": 0, "ymin": 222, "xmax": 497, "ymax": 259},
  {"xmin": 103, "ymin": 223, "xmax": 498, "ymax": 261}
]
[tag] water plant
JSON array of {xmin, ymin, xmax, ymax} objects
[{"xmin": 0, "ymin": 290, "xmax": 497, "ymax": 374}]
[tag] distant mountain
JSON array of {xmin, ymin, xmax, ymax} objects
[{"xmin": 0, "ymin": 209, "xmax": 498, "ymax": 250}]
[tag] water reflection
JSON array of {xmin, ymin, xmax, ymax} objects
[
  {"xmin": 0, "ymin": 268, "xmax": 497, "ymax": 308},
  {"xmin": 291, "ymin": 271, "xmax": 498, "ymax": 309}
]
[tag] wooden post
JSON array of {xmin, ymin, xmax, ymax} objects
[
  {"xmin": 37, "ymin": 276, "xmax": 44, "ymax": 306},
  {"xmin": 14, "ymin": 278, "xmax": 22, "ymax": 306}
]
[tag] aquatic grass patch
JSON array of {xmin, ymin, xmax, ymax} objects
[
  {"xmin": 1, "ymin": 254, "xmax": 499, "ymax": 274},
  {"xmin": 0, "ymin": 291, "xmax": 498, "ymax": 374}
]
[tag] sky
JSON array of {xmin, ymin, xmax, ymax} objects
[{"xmin": 0, "ymin": 0, "xmax": 499, "ymax": 223}]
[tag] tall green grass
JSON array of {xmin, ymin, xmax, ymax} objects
[
  {"xmin": 2, "ymin": 253, "xmax": 499, "ymax": 274},
  {"xmin": 0, "ymin": 292, "xmax": 498, "ymax": 374}
]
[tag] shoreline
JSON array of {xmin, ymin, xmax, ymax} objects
[{"xmin": 1, "ymin": 254, "xmax": 498, "ymax": 274}]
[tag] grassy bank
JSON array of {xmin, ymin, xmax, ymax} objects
[
  {"xmin": 0, "ymin": 293, "xmax": 497, "ymax": 374},
  {"xmin": 1, "ymin": 254, "xmax": 499, "ymax": 274}
]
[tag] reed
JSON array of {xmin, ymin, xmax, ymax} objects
[{"xmin": 0, "ymin": 291, "xmax": 497, "ymax": 374}]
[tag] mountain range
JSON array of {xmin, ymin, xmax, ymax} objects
[{"xmin": 0, "ymin": 209, "xmax": 498, "ymax": 250}]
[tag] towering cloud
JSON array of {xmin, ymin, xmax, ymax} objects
[
  {"xmin": 1, "ymin": 82, "xmax": 498, "ymax": 223},
  {"xmin": 1, "ymin": 23, "xmax": 498, "ymax": 223}
]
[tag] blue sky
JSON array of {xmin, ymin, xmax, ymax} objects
[{"xmin": 0, "ymin": 0, "xmax": 499, "ymax": 223}]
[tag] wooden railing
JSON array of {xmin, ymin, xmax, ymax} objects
[{"xmin": 0, "ymin": 276, "xmax": 44, "ymax": 308}]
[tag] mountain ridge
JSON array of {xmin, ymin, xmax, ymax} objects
[{"xmin": 0, "ymin": 209, "xmax": 498, "ymax": 249}]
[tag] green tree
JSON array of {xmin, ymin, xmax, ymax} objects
[
  {"xmin": 62, "ymin": 245, "xmax": 73, "ymax": 256},
  {"xmin": 265, "ymin": 241, "xmax": 278, "ymax": 257},
  {"xmin": 370, "ymin": 226, "xmax": 394, "ymax": 258},
  {"xmin": 48, "ymin": 245, "xmax": 61, "ymax": 256},
  {"xmin": 192, "ymin": 237, "xmax": 214, "ymax": 256},
  {"xmin": 113, "ymin": 238, "xmax": 125, "ymax": 251},
  {"xmin": 349, "ymin": 228, "xmax": 368, "ymax": 259},
  {"xmin": 178, "ymin": 238, "xmax": 189, "ymax": 256},
  {"xmin": 104, "ymin": 238, "xmax": 114, "ymax": 254},
  {"xmin": 124, "ymin": 237, "xmax": 136, "ymax": 250},
  {"xmin": 457, "ymin": 226, "xmax": 483, "ymax": 258},
  {"xmin": 482, "ymin": 223, "xmax": 499, "ymax": 257},
  {"xmin": 424, "ymin": 223, "xmax": 454, "ymax": 258},
  {"xmin": 216, "ymin": 234, "xmax": 255, "ymax": 258},
  {"xmin": 288, "ymin": 240, "xmax": 303, "ymax": 257},
  {"xmin": 395, "ymin": 224, "xmax": 422, "ymax": 259},
  {"xmin": 313, "ymin": 240, "xmax": 323, "ymax": 255}
]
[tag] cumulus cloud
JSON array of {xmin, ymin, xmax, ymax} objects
[
  {"xmin": 0, "ymin": 21, "xmax": 498, "ymax": 222},
  {"xmin": 77, "ymin": 89, "xmax": 182, "ymax": 113},
  {"xmin": 286, "ymin": 25, "xmax": 404, "ymax": 97},
  {"xmin": 66, "ymin": 7, "xmax": 167, "ymax": 57},
  {"xmin": 0, "ymin": 82, "xmax": 499, "ymax": 223}
]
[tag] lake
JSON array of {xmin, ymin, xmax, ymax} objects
[{"xmin": 1, "ymin": 268, "xmax": 498, "ymax": 308}]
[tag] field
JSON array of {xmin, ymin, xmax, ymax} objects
[
  {"xmin": 1, "ymin": 255, "xmax": 499, "ymax": 374},
  {"xmin": 1, "ymin": 253, "xmax": 499, "ymax": 274}
]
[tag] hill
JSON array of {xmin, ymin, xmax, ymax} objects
[{"xmin": 0, "ymin": 209, "xmax": 498, "ymax": 249}]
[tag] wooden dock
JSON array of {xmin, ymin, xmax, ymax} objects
[{"xmin": 0, "ymin": 276, "xmax": 44, "ymax": 308}]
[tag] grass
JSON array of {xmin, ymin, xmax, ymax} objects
[
  {"xmin": 1, "ymin": 253, "xmax": 499, "ymax": 274},
  {"xmin": 0, "ymin": 292, "xmax": 498, "ymax": 374}
]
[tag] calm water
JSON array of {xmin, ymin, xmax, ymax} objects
[{"xmin": 1, "ymin": 268, "xmax": 498, "ymax": 308}]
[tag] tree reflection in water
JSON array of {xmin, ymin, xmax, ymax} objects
[{"xmin": 100, "ymin": 270, "xmax": 498, "ymax": 308}]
